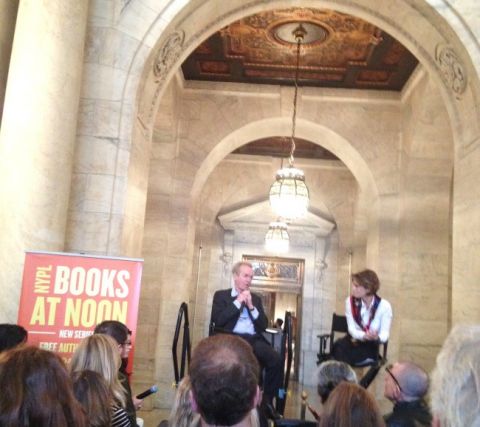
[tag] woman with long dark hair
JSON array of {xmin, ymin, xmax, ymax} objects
[{"xmin": 0, "ymin": 346, "xmax": 87, "ymax": 427}]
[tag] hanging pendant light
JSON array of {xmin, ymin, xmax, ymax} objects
[
  {"xmin": 269, "ymin": 24, "xmax": 310, "ymax": 220},
  {"xmin": 265, "ymin": 221, "xmax": 290, "ymax": 253}
]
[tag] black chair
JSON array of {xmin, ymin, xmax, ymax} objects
[{"xmin": 317, "ymin": 313, "xmax": 388, "ymax": 388}]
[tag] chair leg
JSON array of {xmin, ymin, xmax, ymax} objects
[{"xmin": 359, "ymin": 364, "xmax": 381, "ymax": 388}]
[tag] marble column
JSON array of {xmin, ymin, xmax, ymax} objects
[
  {"xmin": 0, "ymin": 0, "xmax": 18, "ymax": 123},
  {"xmin": 0, "ymin": 0, "xmax": 89, "ymax": 322}
]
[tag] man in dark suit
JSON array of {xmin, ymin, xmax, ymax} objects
[{"xmin": 211, "ymin": 261, "xmax": 283, "ymax": 408}]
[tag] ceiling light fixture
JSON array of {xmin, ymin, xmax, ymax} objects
[
  {"xmin": 269, "ymin": 24, "xmax": 310, "ymax": 221},
  {"xmin": 265, "ymin": 221, "xmax": 290, "ymax": 253}
]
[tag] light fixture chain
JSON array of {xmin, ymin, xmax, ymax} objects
[{"xmin": 290, "ymin": 36, "xmax": 301, "ymax": 167}]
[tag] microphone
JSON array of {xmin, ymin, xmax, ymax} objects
[{"xmin": 136, "ymin": 385, "xmax": 158, "ymax": 400}]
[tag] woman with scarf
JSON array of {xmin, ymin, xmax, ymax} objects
[{"xmin": 333, "ymin": 269, "xmax": 393, "ymax": 366}]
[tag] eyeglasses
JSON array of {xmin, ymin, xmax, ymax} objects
[{"xmin": 385, "ymin": 364, "xmax": 404, "ymax": 393}]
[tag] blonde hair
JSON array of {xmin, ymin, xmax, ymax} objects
[
  {"xmin": 70, "ymin": 334, "xmax": 126, "ymax": 407},
  {"xmin": 168, "ymin": 376, "xmax": 200, "ymax": 427}
]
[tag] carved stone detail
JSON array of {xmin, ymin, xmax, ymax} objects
[
  {"xmin": 153, "ymin": 30, "xmax": 185, "ymax": 82},
  {"xmin": 435, "ymin": 44, "xmax": 467, "ymax": 98}
]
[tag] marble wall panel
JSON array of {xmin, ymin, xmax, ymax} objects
[
  {"xmin": 78, "ymin": 99, "xmax": 122, "ymax": 139},
  {"xmin": 65, "ymin": 211, "xmax": 111, "ymax": 253},
  {"xmin": 73, "ymin": 136, "xmax": 120, "ymax": 174}
]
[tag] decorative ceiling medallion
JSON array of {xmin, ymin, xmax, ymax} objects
[
  {"xmin": 435, "ymin": 44, "xmax": 467, "ymax": 98},
  {"xmin": 271, "ymin": 21, "xmax": 329, "ymax": 47}
]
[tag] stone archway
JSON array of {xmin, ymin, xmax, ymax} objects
[{"xmin": 68, "ymin": 0, "xmax": 480, "ymax": 407}]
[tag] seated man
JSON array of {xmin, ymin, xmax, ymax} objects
[
  {"xmin": 189, "ymin": 334, "xmax": 261, "ymax": 427},
  {"xmin": 384, "ymin": 362, "xmax": 432, "ymax": 427},
  {"xmin": 211, "ymin": 261, "xmax": 283, "ymax": 408}
]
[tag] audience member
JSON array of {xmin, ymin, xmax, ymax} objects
[
  {"xmin": 162, "ymin": 376, "xmax": 201, "ymax": 427},
  {"xmin": 430, "ymin": 324, "xmax": 480, "ymax": 427},
  {"xmin": 333, "ymin": 269, "xmax": 393, "ymax": 365},
  {"xmin": 94, "ymin": 320, "xmax": 141, "ymax": 426},
  {"xmin": 0, "ymin": 345, "xmax": 87, "ymax": 427},
  {"xmin": 72, "ymin": 370, "xmax": 112, "ymax": 427},
  {"xmin": 383, "ymin": 362, "xmax": 431, "ymax": 427},
  {"xmin": 211, "ymin": 261, "xmax": 283, "ymax": 409},
  {"xmin": 0, "ymin": 323, "xmax": 27, "ymax": 353},
  {"xmin": 158, "ymin": 375, "xmax": 259, "ymax": 427},
  {"xmin": 189, "ymin": 334, "xmax": 261, "ymax": 427},
  {"xmin": 317, "ymin": 360, "xmax": 358, "ymax": 403},
  {"xmin": 308, "ymin": 360, "xmax": 358, "ymax": 421},
  {"xmin": 319, "ymin": 382, "xmax": 385, "ymax": 427},
  {"xmin": 71, "ymin": 334, "xmax": 132, "ymax": 427}
]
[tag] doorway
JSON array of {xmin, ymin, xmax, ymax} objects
[{"xmin": 243, "ymin": 255, "xmax": 305, "ymax": 379}]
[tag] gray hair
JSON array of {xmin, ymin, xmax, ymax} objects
[
  {"xmin": 431, "ymin": 324, "xmax": 480, "ymax": 427},
  {"xmin": 232, "ymin": 261, "xmax": 252, "ymax": 275},
  {"xmin": 317, "ymin": 360, "xmax": 357, "ymax": 403}
]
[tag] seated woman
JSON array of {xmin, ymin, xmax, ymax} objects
[
  {"xmin": 71, "ymin": 334, "xmax": 132, "ymax": 427},
  {"xmin": 0, "ymin": 346, "xmax": 87, "ymax": 427},
  {"xmin": 319, "ymin": 382, "xmax": 385, "ymax": 427},
  {"xmin": 333, "ymin": 269, "xmax": 392, "ymax": 366}
]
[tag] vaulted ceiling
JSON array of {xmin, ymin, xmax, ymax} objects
[
  {"xmin": 182, "ymin": 8, "xmax": 418, "ymax": 91},
  {"xmin": 181, "ymin": 7, "xmax": 418, "ymax": 160}
]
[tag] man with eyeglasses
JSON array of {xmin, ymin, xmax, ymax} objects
[{"xmin": 383, "ymin": 362, "xmax": 432, "ymax": 427}]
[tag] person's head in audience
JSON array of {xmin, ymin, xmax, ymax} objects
[
  {"xmin": 94, "ymin": 320, "xmax": 131, "ymax": 359},
  {"xmin": 384, "ymin": 361, "xmax": 429, "ymax": 403},
  {"xmin": 319, "ymin": 382, "xmax": 385, "ymax": 427},
  {"xmin": 351, "ymin": 269, "xmax": 380, "ymax": 298},
  {"xmin": 274, "ymin": 318, "xmax": 284, "ymax": 329},
  {"xmin": 70, "ymin": 333, "xmax": 127, "ymax": 408},
  {"xmin": 0, "ymin": 345, "xmax": 87, "ymax": 427},
  {"xmin": 168, "ymin": 376, "xmax": 201, "ymax": 427},
  {"xmin": 431, "ymin": 324, "xmax": 480, "ymax": 427},
  {"xmin": 0, "ymin": 323, "xmax": 27, "ymax": 353},
  {"xmin": 317, "ymin": 360, "xmax": 358, "ymax": 403},
  {"xmin": 189, "ymin": 334, "xmax": 261, "ymax": 427},
  {"xmin": 71, "ymin": 370, "xmax": 112, "ymax": 427}
]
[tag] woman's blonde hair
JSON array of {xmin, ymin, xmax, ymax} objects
[
  {"xmin": 168, "ymin": 376, "xmax": 201, "ymax": 427},
  {"xmin": 70, "ymin": 334, "xmax": 126, "ymax": 407}
]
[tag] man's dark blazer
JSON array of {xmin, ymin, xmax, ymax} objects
[{"xmin": 211, "ymin": 288, "xmax": 268, "ymax": 334}]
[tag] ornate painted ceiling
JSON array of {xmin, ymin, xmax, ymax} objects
[
  {"xmin": 181, "ymin": 8, "xmax": 418, "ymax": 91},
  {"xmin": 181, "ymin": 8, "xmax": 418, "ymax": 160}
]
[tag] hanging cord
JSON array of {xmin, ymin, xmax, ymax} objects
[{"xmin": 289, "ymin": 29, "xmax": 303, "ymax": 167}]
